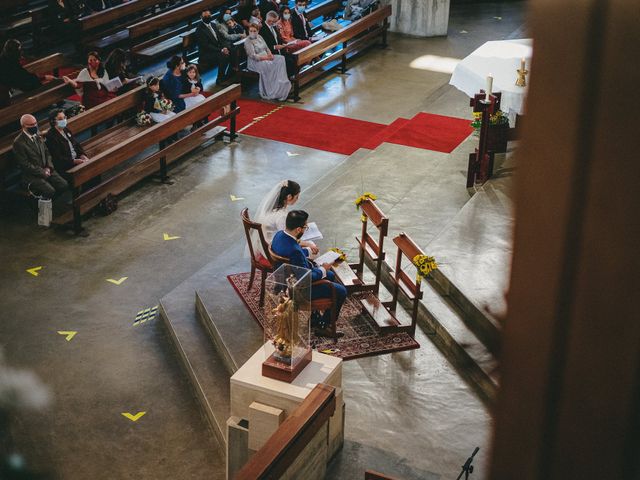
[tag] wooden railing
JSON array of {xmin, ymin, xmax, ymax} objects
[{"xmin": 234, "ymin": 384, "xmax": 336, "ymax": 480}]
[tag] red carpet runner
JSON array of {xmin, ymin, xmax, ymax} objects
[
  {"xmin": 228, "ymin": 272, "xmax": 420, "ymax": 360},
  {"xmin": 227, "ymin": 100, "xmax": 473, "ymax": 155}
]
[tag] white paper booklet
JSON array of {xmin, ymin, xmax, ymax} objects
[
  {"xmin": 102, "ymin": 76, "xmax": 123, "ymax": 92},
  {"xmin": 301, "ymin": 221, "xmax": 323, "ymax": 241},
  {"xmin": 314, "ymin": 250, "xmax": 340, "ymax": 265},
  {"xmin": 234, "ymin": 37, "xmax": 248, "ymax": 45}
]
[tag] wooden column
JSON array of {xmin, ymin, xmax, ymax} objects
[{"xmin": 490, "ymin": 1, "xmax": 640, "ymax": 479}]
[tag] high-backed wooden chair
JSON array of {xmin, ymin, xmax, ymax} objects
[
  {"xmin": 333, "ymin": 198, "xmax": 388, "ymax": 295},
  {"xmin": 241, "ymin": 208, "xmax": 275, "ymax": 307},
  {"xmin": 268, "ymin": 248, "xmax": 340, "ymax": 341}
]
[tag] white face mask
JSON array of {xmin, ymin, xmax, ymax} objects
[
  {"xmin": 283, "ymin": 13, "xmax": 290, "ymax": 20},
  {"xmin": 249, "ymin": 32, "xmax": 258, "ymax": 39}
]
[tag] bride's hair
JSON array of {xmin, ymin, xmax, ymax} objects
[{"xmin": 274, "ymin": 180, "xmax": 300, "ymax": 210}]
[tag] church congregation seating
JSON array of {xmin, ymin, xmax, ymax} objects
[{"xmin": 0, "ymin": 0, "xmax": 391, "ymax": 231}]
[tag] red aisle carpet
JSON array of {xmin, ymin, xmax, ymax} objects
[
  {"xmin": 243, "ymin": 106, "xmax": 387, "ymax": 155},
  {"xmin": 228, "ymin": 272, "xmax": 420, "ymax": 360},
  {"xmin": 234, "ymin": 101, "xmax": 472, "ymax": 155},
  {"xmin": 385, "ymin": 112, "xmax": 474, "ymax": 153}
]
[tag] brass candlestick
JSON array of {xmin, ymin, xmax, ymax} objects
[{"xmin": 515, "ymin": 67, "xmax": 528, "ymax": 87}]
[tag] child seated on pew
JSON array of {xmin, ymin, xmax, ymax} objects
[
  {"xmin": 181, "ymin": 64, "xmax": 206, "ymax": 109},
  {"xmin": 143, "ymin": 77, "xmax": 176, "ymax": 124}
]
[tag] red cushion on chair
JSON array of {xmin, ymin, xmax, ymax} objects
[{"xmin": 256, "ymin": 253, "xmax": 273, "ymax": 270}]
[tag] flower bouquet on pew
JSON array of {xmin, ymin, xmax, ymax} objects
[
  {"xmin": 159, "ymin": 98, "xmax": 174, "ymax": 113},
  {"xmin": 412, "ymin": 254, "xmax": 438, "ymax": 283},
  {"xmin": 136, "ymin": 111, "xmax": 153, "ymax": 126}
]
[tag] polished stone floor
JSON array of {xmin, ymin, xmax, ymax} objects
[{"xmin": 0, "ymin": 2, "xmax": 527, "ymax": 478}]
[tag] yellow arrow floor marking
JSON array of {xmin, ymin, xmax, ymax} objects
[
  {"xmin": 27, "ymin": 266, "xmax": 43, "ymax": 276},
  {"xmin": 106, "ymin": 277, "xmax": 128, "ymax": 285},
  {"xmin": 122, "ymin": 412, "xmax": 146, "ymax": 422},
  {"xmin": 57, "ymin": 331, "xmax": 77, "ymax": 341},
  {"xmin": 229, "ymin": 195, "xmax": 245, "ymax": 202},
  {"xmin": 163, "ymin": 233, "xmax": 180, "ymax": 241}
]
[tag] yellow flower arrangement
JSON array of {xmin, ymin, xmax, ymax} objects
[
  {"xmin": 354, "ymin": 192, "xmax": 377, "ymax": 209},
  {"xmin": 412, "ymin": 254, "xmax": 438, "ymax": 281},
  {"xmin": 330, "ymin": 248, "xmax": 347, "ymax": 262}
]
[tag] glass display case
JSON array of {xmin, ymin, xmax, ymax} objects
[{"xmin": 261, "ymin": 264, "xmax": 312, "ymax": 383}]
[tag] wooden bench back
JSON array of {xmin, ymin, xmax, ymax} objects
[
  {"xmin": 128, "ymin": 0, "xmax": 222, "ymax": 40},
  {"xmin": 69, "ymin": 84, "xmax": 241, "ymax": 186},
  {"xmin": 80, "ymin": 0, "xmax": 158, "ymax": 32},
  {"xmin": 23, "ymin": 53, "xmax": 68, "ymax": 76},
  {"xmin": 0, "ymin": 81, "xmax": 75, "ymax": 130},
  {"xmin": 1, "ymin": 0, "xmax": 28, "ymax": 13},
  {"xmin": 307, "ymin": 0, "xmax": 342, "ymax": 21},
  {"xmin": 293, "ymin": 4, "xmax": 391, "ymax": 66}
]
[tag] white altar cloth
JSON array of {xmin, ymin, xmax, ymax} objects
[{"xmin": 449, "ymin": 39, "xmax": 533, "ymax": 116}]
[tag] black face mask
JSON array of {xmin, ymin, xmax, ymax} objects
[
  {"xmin": 26, "ymin": 126, "xmax": 38, "ymax": 135},
  {"xmin": 202, "ymin": 16, "xmax": 211, "ymax": 24}
]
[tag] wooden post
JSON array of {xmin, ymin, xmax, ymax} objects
[{"xmin": 340, "ymin": 42, "xmax": 348, "ymax": 73}]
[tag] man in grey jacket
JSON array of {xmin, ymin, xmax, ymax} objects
[{"xmin": 13, "ymin": 114, "xmax": 68, "ymax": 199}]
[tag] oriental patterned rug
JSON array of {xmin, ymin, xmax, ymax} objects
[{"xmin": 227, "ymin": 272, "xmax": 420, "ymax": 360}]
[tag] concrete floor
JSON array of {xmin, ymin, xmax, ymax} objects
[{"xmin": 0, "ymin": 2, "xmax": 527, "ymax": 478}]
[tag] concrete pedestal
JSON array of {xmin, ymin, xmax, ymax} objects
[
  {"xmin": 385, "ymin": 0, "xmax": 450, "ymax": 37},
  {"xmin": 226, "ymin": 344, "xmax": 344, "ymax": 478}
]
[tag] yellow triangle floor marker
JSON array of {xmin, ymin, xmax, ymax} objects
[
  {"xmin": 163, "ymin": 233, "xmax": 180, "ymax": 241},
  {"xmin": 106, "ymin": 277, "xmax": 128, "ymax": 285},
  {"xmin": 27, "ymin": 266, "xmax": 43, "ymax": 276},
  {"xmin": 57, "ymin": 331, "xmax": 77, "ymax": 341},
  {"xmin": 286, "ymin": 151, "xmax": 300, "ymax": 157},
  {"xmin": 122, "ymin": 412, "xmax": 146, "ymax": 422},
  {"xmin": 229, "ymin": 195, "xmax": 245, "ymax": 202}
]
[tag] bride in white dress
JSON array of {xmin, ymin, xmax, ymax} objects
[{"xmin": 250, "ymin": 180, "xmax": 319, "ymax": 258}]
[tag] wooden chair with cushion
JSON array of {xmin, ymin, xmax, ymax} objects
[
  {"xmin": 241, "ymin": 207, "xmax": 275, "ymax": 307},
  {"xmin": 268, "ymin": 247, "xmax": 341, "ymax": 341}
]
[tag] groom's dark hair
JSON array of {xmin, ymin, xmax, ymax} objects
[{"xmin": 286, "ymin": 210, "xmax": 308, "ymax": 230}]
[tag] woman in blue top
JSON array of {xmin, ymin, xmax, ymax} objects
[{"xmin": 161, "ymin": 56, "xmax": 187, "ymax": 113}]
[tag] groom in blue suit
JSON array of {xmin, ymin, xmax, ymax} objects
[{"xmin": 270, "ymin": 210, "xmax": 347, "ymax": 338}]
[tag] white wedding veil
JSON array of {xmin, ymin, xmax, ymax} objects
[{"xmin": 245, "ymin": 180, "xmax": 288, "ymax": 258}]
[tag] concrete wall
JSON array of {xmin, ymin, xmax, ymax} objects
[{"xmin": 384, "ymin": 0, "xmax": 450, "ymax": 37}]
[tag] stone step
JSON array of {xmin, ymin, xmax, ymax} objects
[{"xmin": 159, "ymin": 275, "xmax": 234, "ymax": 449}]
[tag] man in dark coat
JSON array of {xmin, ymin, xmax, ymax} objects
[
  {"xmin": 290, "ymin": 0, "xmax": 313, "ymax": 41},
  {"xmin": 13, "ymin": 114, "xmax": 67, "ymax": 199},
  {"xmin": 195, "ymin": 10, "xmax": 232, "ymax": 84},
  {"xmin": 260, "ymin": 10, "xmax": 296, "ymax": 77}
]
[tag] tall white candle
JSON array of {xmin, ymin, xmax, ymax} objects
[
  {"xmin": 520, "ymin": 57, "xmax": 526, "ymax": 70},
  {"xmin": 485, "ymin": 74, "xmax": 493, "ymax": 101}
]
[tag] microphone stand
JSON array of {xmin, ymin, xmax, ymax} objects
[{"xmin": 456, "ymin": 447, "xmax": 480, "ymax": 480}]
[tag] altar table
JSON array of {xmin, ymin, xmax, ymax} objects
[{"xmin": 450, "ymin": 39, "xmax": 533, "ymax": 117}]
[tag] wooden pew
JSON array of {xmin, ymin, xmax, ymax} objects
[
  {"xmin": 0, "ymin": 85, "xmax": 145, "ymax": 198},
  {"xmin": 0, "ymin": 80, "xmax": 75, "ymax": 131},
  {"xmin": 23, "ymin": 53, "xmax": 71, "ymax": 77},
  {"xmin": 128, "ymin": 0, "xmax": 224, "ymax": 66},
  {"xmin": 80, "ymin": 0, "xmax": 159, "ymax": 34},
  {"xmin": 55, "ymin": 83, "xmax": 241, "ymax": 232},
  {"xmin": 0, "ymin": 3, "xmax": 48, "ymax": 48},
  {"xmin": 291, "ymin": 4, "xmax": 391, "ymax": 101}
]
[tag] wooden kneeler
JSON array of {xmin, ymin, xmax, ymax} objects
[{"xmin": 333, "ymin": 198, "xmax": 388, "ymax": 294}]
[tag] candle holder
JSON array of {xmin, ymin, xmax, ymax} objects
[{"xmin": 515, "ymin": 67, "xmax": 528, "ymax": 87}]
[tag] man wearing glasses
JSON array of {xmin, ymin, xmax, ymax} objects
[{"xmin": 13, "ymin": 114, "xmax": 68, "ymax": 199}]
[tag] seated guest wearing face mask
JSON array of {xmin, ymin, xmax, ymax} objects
[
  {"xmin": 290, "ymin": 0, "xmax": 313, "ymax": 41},
  {"xmin": 45, "ymin": 108, "xmax": 89, "ymax": 182},
  {"xmin": 261, "ymin": 11, "xmax": 296, "ymax": 77},
  {"xmin": 13, "ymin": 114, "xmax": 68, "ymax": 199},
  {"xmin": 161, "ymin": 56, "xmax": 187, "ymax": 113},
  {"xmin": 0, "ymin": 39, "xmax": 55, "ymax": 106},
  {"xmin": 195, "ymin": 10, "xmax": 232, "ymax": 84},
  {"xmin": 214, "ymin": 7, "xmax": 246, "ymax": 43},
  {"xmin": 244, "ymin": 23, "xmax": 291, "ymax": 100},
  {"xmin": 276, "ymin": 7, "xmax": 311, "ymax": 53}
]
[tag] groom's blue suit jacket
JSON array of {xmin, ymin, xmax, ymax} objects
[{"xmin": 271, "ymin": 230, "xmax": 323, "ymax": 282}]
